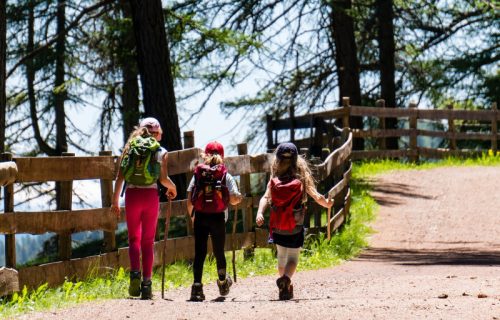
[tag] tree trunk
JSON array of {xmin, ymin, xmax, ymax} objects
[
  {"xmin": 376, "ymin": 0, "xmax": 398, "ymax": 150},
  {"xmin": 0, "ymin": 0, "xmax": 6, "ymax": 153},
  {"xmin": 120, "ymin": 0, "xmax": 140, "ymax": 144},
  {"xmin": 128, "ymin": 0, "xmax": 182, "ymax": 152},
  {"xmin": 54, "ymin": 0, "xmax": 68, "ymax": 154},
  {"xmin": 329, "ymin": 0, "xmax": 364, "ymax": 150},
  {"xmin": 28, "ymin": 1, "xmax": 57, "ymax": 155},
  {"xmin": 129, "ymin": 0, "xmax": 185, "ymax": 198}
]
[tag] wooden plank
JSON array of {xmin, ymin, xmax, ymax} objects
[
  {"xmin": 14, "ymin": 156, "xmax": 117, "ymax": 182},
  {"xmin": 419, "ymin": 130, "xmax": 498, "ymax": 141},
  {"xmin": 255, "ymin": 228, "xmax": 271, "ymax": 248},
  {"xmin": 167, "ymin": 148, "xmax": 203, "ymax": 176},
  {"xmin": 1, "ymin": 153, "xmax": 16, "ymax": 268},
  {"xmin": 417, "ymin": 147, "xmax": 484, "ymax": 159},
  {"xmin": 418, "ymin": 109, "xmax": 498, "ymax": 121},
  {"xmin": 0, "ymin": 208, "xmax": 117, "ymax": 234},
  {"xmin": 0, "ymin": 161, "xmax": 17, "ymax": 186},
  {"xmin": 0, "ymin": 267, "xmax": 19, "ymax": 296},
  {"xmin": 350, "ymin": 105, "xmax": 414, "ymax": 118},
  {"xmin": 350, "ymin": 105, "xmax": 499, "ymax": 121},
  {"xmin": 351, "ymin": 149, "xmax": 410, "ymax": 160},
  {"xmin": 315, "ymin": 131, "xmax": 352, "ymax": 181},
  {"xmin": 327, "ymin": 162, "xmax": 352, "ymax": 199},
  {"xmin": 352, "ymin": 128, "xmax": 410, "ymax": 138}
]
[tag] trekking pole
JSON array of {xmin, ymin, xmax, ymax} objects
[
  {"xmin": 232, "ymin": 203, "xmax": 238, "ymax": 282},
  {"xmin": 161, "ymin": 196, "xmax": 172, "ymax": 299}
]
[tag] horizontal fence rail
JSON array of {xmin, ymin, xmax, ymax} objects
[
  {"xmin": 267, "ymin": 98, "xmax": 498, "ymax": 161},
  {"xmin": 0, "ymin": 132, "xmax": 352, "ymax": 293}
]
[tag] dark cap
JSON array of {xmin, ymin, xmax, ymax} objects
[
  {"xmin": 276, "ymin": 142, "xmax": 298, "ymax": 161},
  {"xmin": 205, "ymin": 141, "xmax": 224, "ymax": 158}
]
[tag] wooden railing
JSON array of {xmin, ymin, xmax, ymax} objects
[
  {"xmin": 0, "ymin": 130, "xmax": 352, "ymax": 294},
  {"xmin": 267, "ymin": 98, "xmax": 499, "ymax": 161}
]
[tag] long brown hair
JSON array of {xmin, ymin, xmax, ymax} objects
[{"xmin": 270, "ymin": 152, "xmax": 316, "ymax": 202}]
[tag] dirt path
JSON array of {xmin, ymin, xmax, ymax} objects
[{"xmin": 16, "ymin": 166, "xmax": 500, "ymax": 319}]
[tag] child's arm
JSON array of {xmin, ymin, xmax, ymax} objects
[
  {"xmin": 306, "ymin": 187, "xmax": 333, "ymax": 208},
  {"xmin": 159, "ymin": 152, "xmax": 177, "ymax": 199},
  {"xmin": 111, "ymin": 168, "xmax": 124, "ymax": 218},
  {"xmin": 226, "ymin": 173, "xmax": 242, "ymax": 205},
  {"xmin": 256, "ymin": 182, "xmax": 271, "ymax": 227}
]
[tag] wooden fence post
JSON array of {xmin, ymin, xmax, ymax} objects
[
  {"xmin": 99, "ymin": 151, "xmax": 116, "ymax": 252},
  {"xmin": 237, "ymin": 143, "xmax": 252, "ymax": 232},
  {"xmin": 342, "ymin": 97, "xmax": 350, "ymax": 129},
  {"xmin": 183, "ymin": 131, "xmax": 195, "ymax": 236},
  {"xmin": 376, "ymin": 99, "xmax": 386, "ymax": 151},
  {"xmin": 492, "ymin": 102, "xmax": 498, "ymax": 154},
  {"xmin": 1, "ymin": 153, "xmax": 16, "ymax": 268},
  {"xmin": 409, "ymin": 102, "xmax": 418, "ymax": 162},
  {"xmin": 56, "ymin": 152, "xmax": 74, "ymax": 261},
  {"xmin": 447, "ymin": 104, "xmax": 457, "ymax": 151}
]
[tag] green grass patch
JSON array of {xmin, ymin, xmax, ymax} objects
[{"xmin": 3, "ymin": 153, "xmax": 498, "ymax": 317}]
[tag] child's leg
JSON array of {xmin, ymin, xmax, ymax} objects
[
  {"xmin": 140, "ymin": 189, "xmax": 160, "ymax": 280},
  {"xmin": 276, "ymin": 245, "xmax": 300, "ymax": 278},
  {"xmin": 125, "ymin": 188, "xmax": 143, "ymax": 273},
  {"xmin": 208, "ymin": 213, "xmax": 227, "ymax": 280},
  {"xmin": 193, "ymin": 213, "xmax": 210, "ymax": 283}
]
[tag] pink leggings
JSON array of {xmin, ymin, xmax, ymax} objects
[{"xmin": 125, "ymin": 188, "xmax": 159, "ymax": 279}]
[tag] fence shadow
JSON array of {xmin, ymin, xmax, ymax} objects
[{"xmin": 357, "ymin": 247, "xmax": 500, "ymax": 266}]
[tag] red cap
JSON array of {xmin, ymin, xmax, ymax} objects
[{"xmin": 205, "ymin": 141, "xmax": 224, "ymax": 158}]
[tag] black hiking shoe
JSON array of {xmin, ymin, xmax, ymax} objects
[
  {"xmin": 217, "ymin": 276, "xmax": 233, "ymax": 296},
  {"xmin": 190, "ymin": 283, "xmax": 205, "ymax": 302},
  {"xmin": 140, "ymin": 280, "xmax": 153, "ymax": 300},
  {"xmin": 276, "ymin": 275, "xmax": 292, "ymax": 300},
  {"xmin": 128, "ymin": 271, "xmax": 141, "ymax": 297}
]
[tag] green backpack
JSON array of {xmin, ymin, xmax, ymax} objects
[{"xmin": 120, "ymin": 136, "xmax": 161, "ymax": 186}]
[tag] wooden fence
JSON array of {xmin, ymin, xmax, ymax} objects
[
  {"xmin": 0, "ymin": 130, "xmax": 352, "ymax": 295},
  {"xmin": 267, "ymin": 97, "xmax": 499, "ymax": 161}
]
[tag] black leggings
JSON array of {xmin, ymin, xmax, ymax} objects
[{"xmin": 193, "ymin": 212, "xmax": 226, "ymax": 283}]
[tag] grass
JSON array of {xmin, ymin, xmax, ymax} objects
[{"xmin": 1, "ymin": 152, "xmax": 499, "ymax": 318}]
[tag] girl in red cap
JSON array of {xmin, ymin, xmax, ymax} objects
[
  {"xmin": 111, "ymin": 117, "xmax": 177, "ymax": 299},
  {"xmin": 256, "ymin": 142, "xmax": 333, "ymax": 300},
  {"xmin": 187, "ymin": 141, "xmax": 242, "ymax": 301}
]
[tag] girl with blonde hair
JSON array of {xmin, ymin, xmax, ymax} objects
[{"xmin": 256, "ymin": 142, "xmax": 333, "ymax": 300}]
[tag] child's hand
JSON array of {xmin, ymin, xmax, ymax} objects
[
  {"xmin": 325, "ymin": 197, "xmax": 334, "ymax": 208},
  {"xmin": 110, "ymin": 202, "xmax": 120, "ymax": 218},
  {"xmin": 166, "ymin": 186, "xmax": 177, "ymax": 199},
  {"xmin": 256, "ymin": 212, "xmax": 265, "ymax": 227}
]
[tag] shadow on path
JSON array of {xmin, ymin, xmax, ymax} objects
[{"xmin": 357, "ymin": 247, "xmax": 500, "ymax": 266}]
